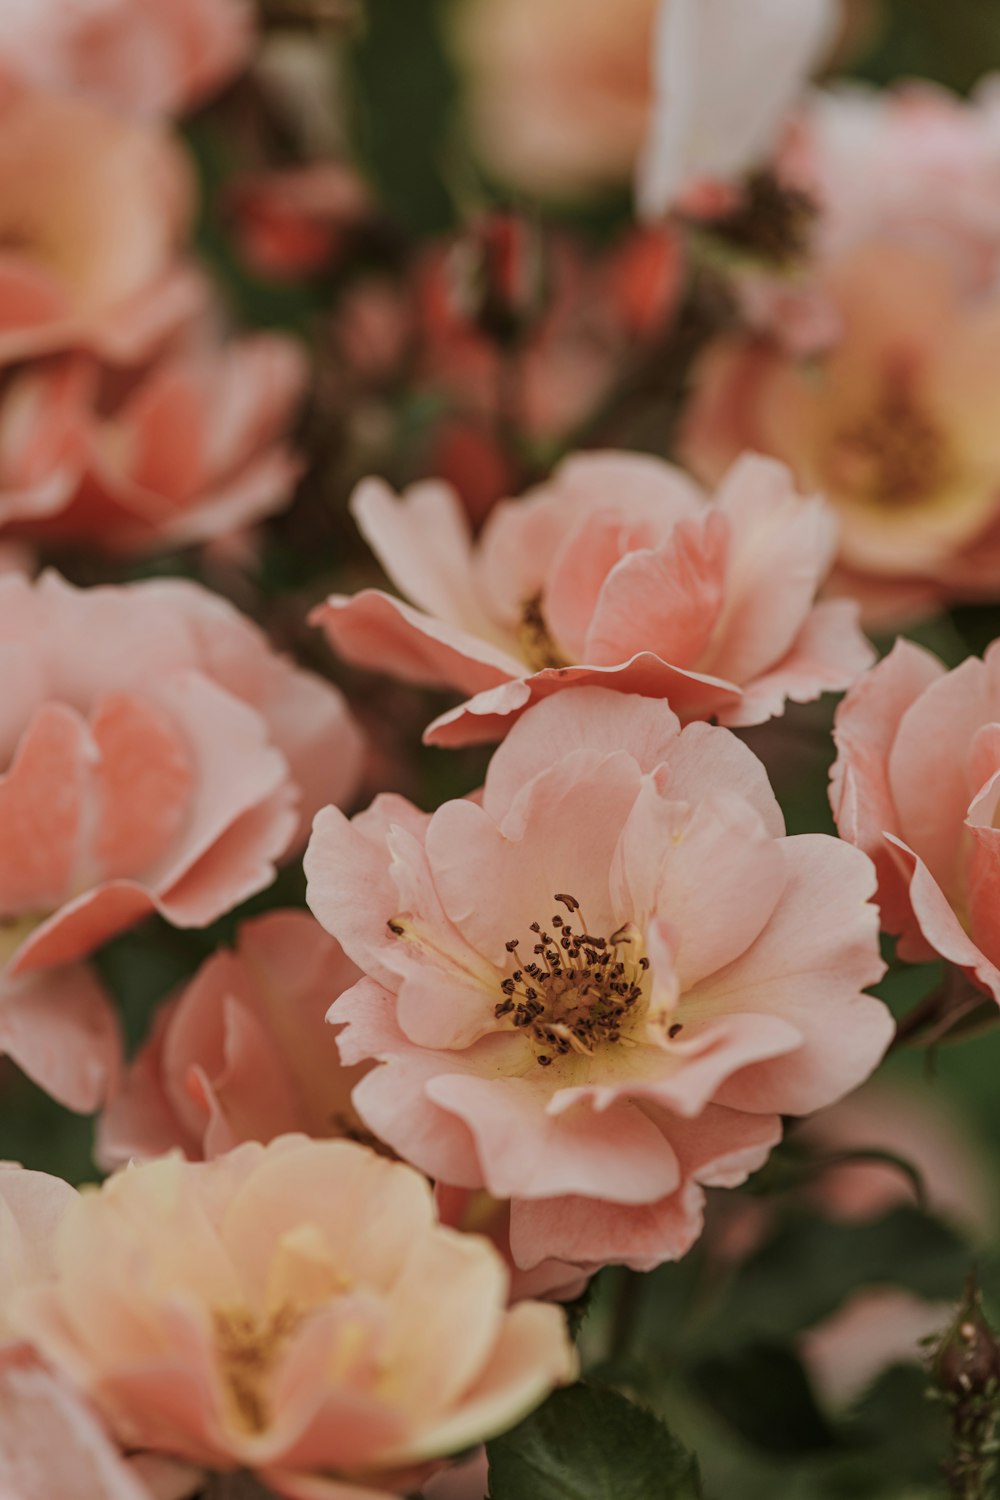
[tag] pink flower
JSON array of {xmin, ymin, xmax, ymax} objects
[
  {"xmin": 448, "ymin": 0, "xmax": 658, "ymax": 200},
  {"xmin": 637, "ymin": 0, "xmax": 838, "ymax": 217},
  {"xmin": 15, "ymin": 1137, "xmax": 576, "ymax": 1498},
  {"xmin": 305, "ymin": 690, "xmax": 890, "ymax": 1281},
  {"xmin": 315, "ymin": 452, "xmax": 872, "ymax": 748},
  {"xmin": 0, "ymin": 336, "xmax": 307, "ymax": 553},
  {"xmin": 831, "ymin": 637, "xmax": 1000, "ymax": 1000},
  {"xmin": 0, "ymin": 83, "xmax": 204, "ymax": 367},
  {"xmin": 98, "ymin": 910, "xmax": 369, "ymax": 1166},
  {"xmin": 794, "ymin": 80, "xmax": 1000, "ymax": 287},
  {"xmin": 0, "ymin": 0, "xmax": 252, "ymax": 118},
  {"xmin": 0, "ymin": 571, "xmax": 363, "ymax": 1105},
  {"xmin": 681, "ymin": 243, "xmax": 1000, "ymax": 622}
]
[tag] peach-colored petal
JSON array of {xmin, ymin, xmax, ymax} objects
[
  {"xmin": 0, "ymin": 962, "xmax": 119, "ymax": 1112},
  {"xmin": 831, "ymin": 640, "xmax": 945, "ymax": 942},
  {"xmin": 699, "ymin": 836, "xmax": 891, "ymax": 1114},
  {"xmin": 0, "ymin": 1359, "xmax": 168, "ymax": 1500}
]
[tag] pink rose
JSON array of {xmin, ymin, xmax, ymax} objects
[
  {"xmin": 305, "ymin": 690, "xmax": 890, "ymax": 1280},
  {"xmin": 315, "ymin": 452, "xmax": 872, "ymax": 747},
  {"xmin": 0, "ymin": 83, "xmax": 205, "ymax": 367},
  {"xmin": 0, "ymin": 0, "xmax": 252, "ymax": 119},
  {"xmin": 0, "ymin": 336, "xmax": 307, "ymax": 553},
  {"xmin": 15, "ymin": 1137, "xmax": 576, "ymax": 1497},
  {"xmin": 832, "ymin": 637, "xmax": 1000, "ymax": 999},
  {"xmin": 448, "ymin": 0, "xmax": 657, "ymax": 200},
  {"xmin": 98, "ymin": 910, "xmax": 369, "ymax": 1166},
  {"xmin": 0, "ymin": 571, "xmax": 363, "ymax": 1105},
  {"xmin": 681, "ymin": 243, "xmax": 1000, "ymax": 623}
]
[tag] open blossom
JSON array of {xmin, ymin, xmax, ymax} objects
[
  {"xmin": 831, "ymin": 638, "xmax": 1000, "ymax": 1000},
  {"xmin": 449, "ymin": 0, "xmax": 658, "ymax": 200},
  {"xmin": 0, "ymin": 571, "xmax": 363, "ymax": 1106},
  {"xmin": 683, "ymin": 80, "xmax": 1000, "ymax": 620},
  {"xmin": 792, "ymin": 79, "xmax": 1000, "ymax": 286},
  {"xmin": 305, "ymin": 690, "xmax": 890, "ymax": 1280},
  {"xmin": 0, "ymin": 0, "xmax": 252, "ymax": 118},
  {"xmin": 316, "ymin": 452, "xmax": 871, "ymax": 748},
  {"xmin": 14, "ymin": 1137, "xmax": 576, "ymax": 1498},
  {"xmin": 0, "ymin": 336, "xmax": 307, "ymax": 553},
  {"xmin": 98, "ymin": 911, "xmax": 368, "ymax": 1166},
  {"xmin": 681, "ymin": 243, "xmax": 1000, "ymax": 621},
  {"xmin": 0, "ymin": 83, "xmax": 204, "ymax": 367},
  {"xmin": 637, "ymin": 0, "xmax": 839, "ymax": 218}
]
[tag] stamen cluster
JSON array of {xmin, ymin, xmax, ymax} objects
[{"xmin": 493, "ymin": 893, "xmax": 649, "ymax": 1066}]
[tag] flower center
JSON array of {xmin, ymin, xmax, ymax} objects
[
  {"xmin": 830, "ymin": 377, "xmax": 953, "ymax": 509},
  {"xmin": 517, "ymin": 594, "xmax": 569, "ymax": 672},
  {"xmin": 213, "ymin": 1303, "xmax": 301, "ymax": 1434},
  {"xmin": 494, "ymin": 893, "xmax": 649, "ymax": 1067}
]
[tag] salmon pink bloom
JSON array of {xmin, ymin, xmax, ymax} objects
[
  {"xmin": 449, "ymin": 0, "xmax": 658, "ymax": 200},
  {"xmin": 0, "ymin": 84, "xmax": 204, "ymax": 367},
  {"xmin": 0, "ymin": 336, "xmax": 307, "ymax": 554},
  {"xmin": 682, "ymin": 243, "xmax": 1000, "ymax": 621},
  {"xmin": 305, "ymin": 690, "xmax": 890, "ymax": 1280},
  {"xmin": 316, "ymin": 452, "xmax": 871, "ymax": 747},
  {"xmin": 832, "ymin": 637, "xmax": 1000, "ymax": 1000},
  {"xmin": 98, "ymin": 911, "xmax": 368, "ymax": 1166},
  {"xmin": 0, "ymin": 0, "xmax": 252, "ymax": 119},
  {"xmin": 15, "ymin": 1137, "xmax": 576, "ymax": 1498},
  {"xmin": 0, "ymin": 571, "xmax": 363, "ymax": 1104}
]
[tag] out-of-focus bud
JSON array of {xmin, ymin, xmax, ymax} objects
[
  {"xmin": 227, "ymin": 162, "xmax": 372, "ymax": 281},
  {"xmin": 604, "ymin": 225, "xmax": 685, "ymax": 340},
  {"xmin": 933, "ymin": 1276, "xmax": 1000, "ymax": 1400},
  {"xmin": 447, "ymin": 213, "xmax": 549, "ymax": 345},
  {"xmin": 929, "ymin": 1274, "xmax": 1000, "ymax": 1499}
]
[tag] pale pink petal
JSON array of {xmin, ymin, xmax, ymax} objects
[
  {"xmin": 831, "ymin": 640, "xmax": 948, "ymax": 942},
  {"xmin": 695, "ymin": 836, "xmax": 891, "ymax": 1115},
  {"xmin": 0, "ymin": 963, "xmax": 120, "ymax": 1112},
  {"xmin": 638, "ymin": 0, "xmax": 838, "ymax": 216},
  {"xmin": 583, "ymin": 512, "xmax": 729, "ymax": 668},
  {"xmin": 315, "ymin": 590, "xmax": 522, "ymax": 692}
]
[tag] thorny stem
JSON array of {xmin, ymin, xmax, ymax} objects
[{"xmin": 889, "ymin": 969, "xmax": 996, "ymax": 1053}]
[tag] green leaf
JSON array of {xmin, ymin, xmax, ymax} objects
[
  {"xmin": 691, "ymin": 1344, "xmax": 839, "ymax": 1454},
  {"xmin": 695, "ymin": 1207, "xmax": 970, "ymax": 1348},
  {"xmin": 486, "ymin": 1383, "xmax": 702, "ymax": 1500}
]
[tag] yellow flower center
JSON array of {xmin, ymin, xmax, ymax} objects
[
  {"xmin": 830, "ymin": 377, "xmax": 953, "ymax": 509},
  {"xmin": 213, "ymin": 1303, "xmax": 301, "ymax": 1435},
  {"xmin": 517, "ymin": 594, "xmax": 569, "ymax": 672}
]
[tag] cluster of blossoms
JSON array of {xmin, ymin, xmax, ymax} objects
[{"xmin": 4, "ymin": 0, "xmax": 1000, "ymax": 1496}]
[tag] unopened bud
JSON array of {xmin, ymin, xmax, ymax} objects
[
  {"xmin": 448, "ymin": 213, "xmax": 548, "ymax": 345},
  {"xmin": 933, "ymin": 1276, "xmax": 1000, "ymax": 1399}
]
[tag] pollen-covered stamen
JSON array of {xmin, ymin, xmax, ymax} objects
[
  {"xmin": 517, "ymin": 593, "xmax": 570, "ymax": 672},
  {"xmin": 494, "ymin": 893, "xmax": 649, "ymax": 1066}
]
